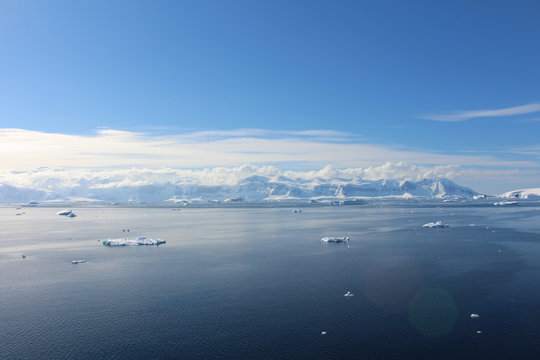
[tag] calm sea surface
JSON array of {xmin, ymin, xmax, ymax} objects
[{"xmin": 2, "ymin": 202, "xmax": 540, "ymax": 359}]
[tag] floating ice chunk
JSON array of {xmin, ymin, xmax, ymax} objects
[
  {"xmin": 103, "ymin": 237, "xmax": 166, "ymax": 246},
  {"xmin": 57, "ymin": 209, "xmax": 72, "ymax": 216},
  {"xmin": 321, "ymin": 331, "xmax": 327, "ymax": 335},
  {"xmin": 423, "ymin": 221, "xmax": 449, "ymax": 228},
  {"xmin": 493, "ymin": 201, "xmax": 518, "ymax": 206},
  {"xmin": 67, "ymin": 213, "xmax": 77, "ymax": 218},
  {"xmin": 292, "ymin": 209, "xmax": 302, "ymax": 213},
  {"xmin": 344, "ymin": 291, "xmax": 354, "ymax": 297},
  {"xmin": 470, "ymin": 313, "xmax": 480, "ymax": 318},
  {"xmin": 72, "ymin": 259, "xmax": 87, "ymax": 264},
  {"xmin": 476, "ymin": 330, "xmax": 482, "ymax": 334},
  {"xmin": 321, "ymin": 237, "xmax": 349, "ymax": 243}
]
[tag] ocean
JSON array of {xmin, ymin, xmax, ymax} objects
[{"xmin": 2, "ymin": 202, "xmax": 540, "ymax": 359}]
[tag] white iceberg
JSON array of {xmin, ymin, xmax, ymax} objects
[
  {"xmin": 344, "ymin": 291, "xmax": 354, "ymax": 297},
  {"xmin": 321, "ymin": 237, "xmax": 349, "ymax": 243},
  {"xmin": 493, "ymin": 201, "xmax": 518, "ymax": 206},
  {"xmin": 473, "ymin": 194, "xmax": 487, "ymax": 200},
  {"xmin": 423, "ymin": 221, "xmax": 449, "ymax": 228},
  {"xmin": 103, "ymin": 237, "xmax": 166, "ymax": 246},
  {"xmin": 67, "ymin": 213, "xmax": 77, "ymax": 217},
  {"xmin": 57, "ymin": 209, "xmax": 72, "ymax": 216},
  {"xmin": 470, "ymin": 313, "xmax": 480, "ymax": 318},
  {"xmin": 72, "ymin": 259, "xmax": 87, "ymax": 264}
]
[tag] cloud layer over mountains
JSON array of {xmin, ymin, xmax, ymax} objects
[{"xmin": 0, "ymin": 163, "xmax": 477, "ymax": 203}]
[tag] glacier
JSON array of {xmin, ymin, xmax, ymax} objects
[{"xmin": 499, "ymin": 188, "xmax": 540, "ymax": 200}]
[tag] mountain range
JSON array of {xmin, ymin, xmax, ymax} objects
[{"xmin": 0, "ymin": 174, "xmax": 478, "ymax": 204}]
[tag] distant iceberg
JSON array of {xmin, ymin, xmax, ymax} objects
[
  {"xmin": 72, "ymin": 259, "xmax": 87, "ymax": 264},
  {"xmin": 57, "ymin": 209, "xmax": 72, "ymax": 216},
  {"xmin": 102, "ymin": 237, "xmax": 166, "ymax": 246},
  {"xmin": 321, "ymin": 237, "xmax": 349, "ymax": 243},
  {"xmin": 493, "ymin": 201, "xmax": 518, "ymax": 206},
  {"xmin": 423, "ymin": 221, "xmax": 449, "ymax": 228}
]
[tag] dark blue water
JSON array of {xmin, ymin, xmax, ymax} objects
[{"xmin": 2, "ymin": 203, "xmax": 540, "ymax": 359}]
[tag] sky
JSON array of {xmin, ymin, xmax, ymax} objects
[{"xmin": 1, "ymin": 0, "xmax": 540, "ymax": 194}]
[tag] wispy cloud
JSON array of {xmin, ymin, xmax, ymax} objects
[
  {"xmin": 420, "ymin": 102, "xmax": 540, "ymax": 122},
  {"xmin": 0, "ymin": 128, "xmax": 535, "ymax": 171}
]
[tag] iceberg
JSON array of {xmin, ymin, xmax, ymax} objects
[
  {"xmin": 321, "ymin": 237, "xmax": 349, "ymax": 243},
  {"xmin": 470, "ymin": 313, "xmax": 480, "ymax": 318},
  {"xmin": 57, "ymin": 209, "xmax": 72, "ymax": 216},
  {"xmin": 423, "ymin": 221, "xmax": 449, "ymax": 228},
  {"xmin": 72, "ymin": 259, "xmax": 87, "ymax": 264},
  {"xmin": 344, "ymin": 291, "xmax": 354, "ymax": 297},
  {"xmin": 102, "ymin": 237, "xmax": 166, "ymax": 246},
  {"xmin": 473, "ymin": 194, "xmax": 487, "ymax": 200},
  {"xmin": 493, "ymin": 201, "xmax": 518, "ymax": 206}
]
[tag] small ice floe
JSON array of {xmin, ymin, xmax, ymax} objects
[
  {"xmin": 102, "ymin": 237, "xmax": 166, "ymax": 247},
  {"xmin": 321, "ymin": 237, "xmax": 350, "ymax": 243},
  {"xmin": 470, "ymin": 313, "xmax": 480, "ymax": 318},
  {"xmin": 57, "ymin": 209, "xmax": 73, "ymax": 216},
  {"xmin": 344, "ymin": 291, "xmax": 354, "ymax": 297},
  {"xmin": 72, "ymin": 259, "xmax": 87, "ymax": 264},
  {"xmin": 292, "ymin": 209, "xmax": 302, "ymax": 213},
  {"xmin": 493, "ymin": 201, "xmax": 518, "ymax": 206},
  {"xmin": 476, "ymin": 330, "xmax": 482, "ymax": 334},
  {"xmin": 67, "ymin": 213, "xmax": 77, "ymax": 218},
  {"xmin": 321, "ymin": 331, "xmax": 327, "ymax": 335},
  {"xmin": 423, "ymin": 221, "xmax": 449, "ymax": 228},
  {"xmin": 473, "ymin": 194, "xmax": 487, "ymax": 200}
]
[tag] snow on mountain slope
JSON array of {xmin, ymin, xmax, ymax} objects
[
  {"xmin": 499, "ymin": 188, "xmax": 540, "ymax": 199},
  {"xmin": 0, "ymin": 184, "xmax": 53, "ymax": 203}
]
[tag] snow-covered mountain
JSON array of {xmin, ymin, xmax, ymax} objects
[
  {"xmin": 0, "ymin": 184, "xmax": 53, "ymax": 203},
  {"xmin": 0, "ymin": 172, "xmax": 477, "ymax": 203},
  {"xmin": 499, "ymin": 188, "xmax": 540, "ymax": 200}
]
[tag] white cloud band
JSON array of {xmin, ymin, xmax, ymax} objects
[{"xmin": 0, "ymin": 128, "xmax": 533, "ymax": 171}]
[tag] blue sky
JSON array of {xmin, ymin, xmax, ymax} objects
[{"xmin": 1, "ymin": 0, "xmax": 540, "ymax": 193}]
